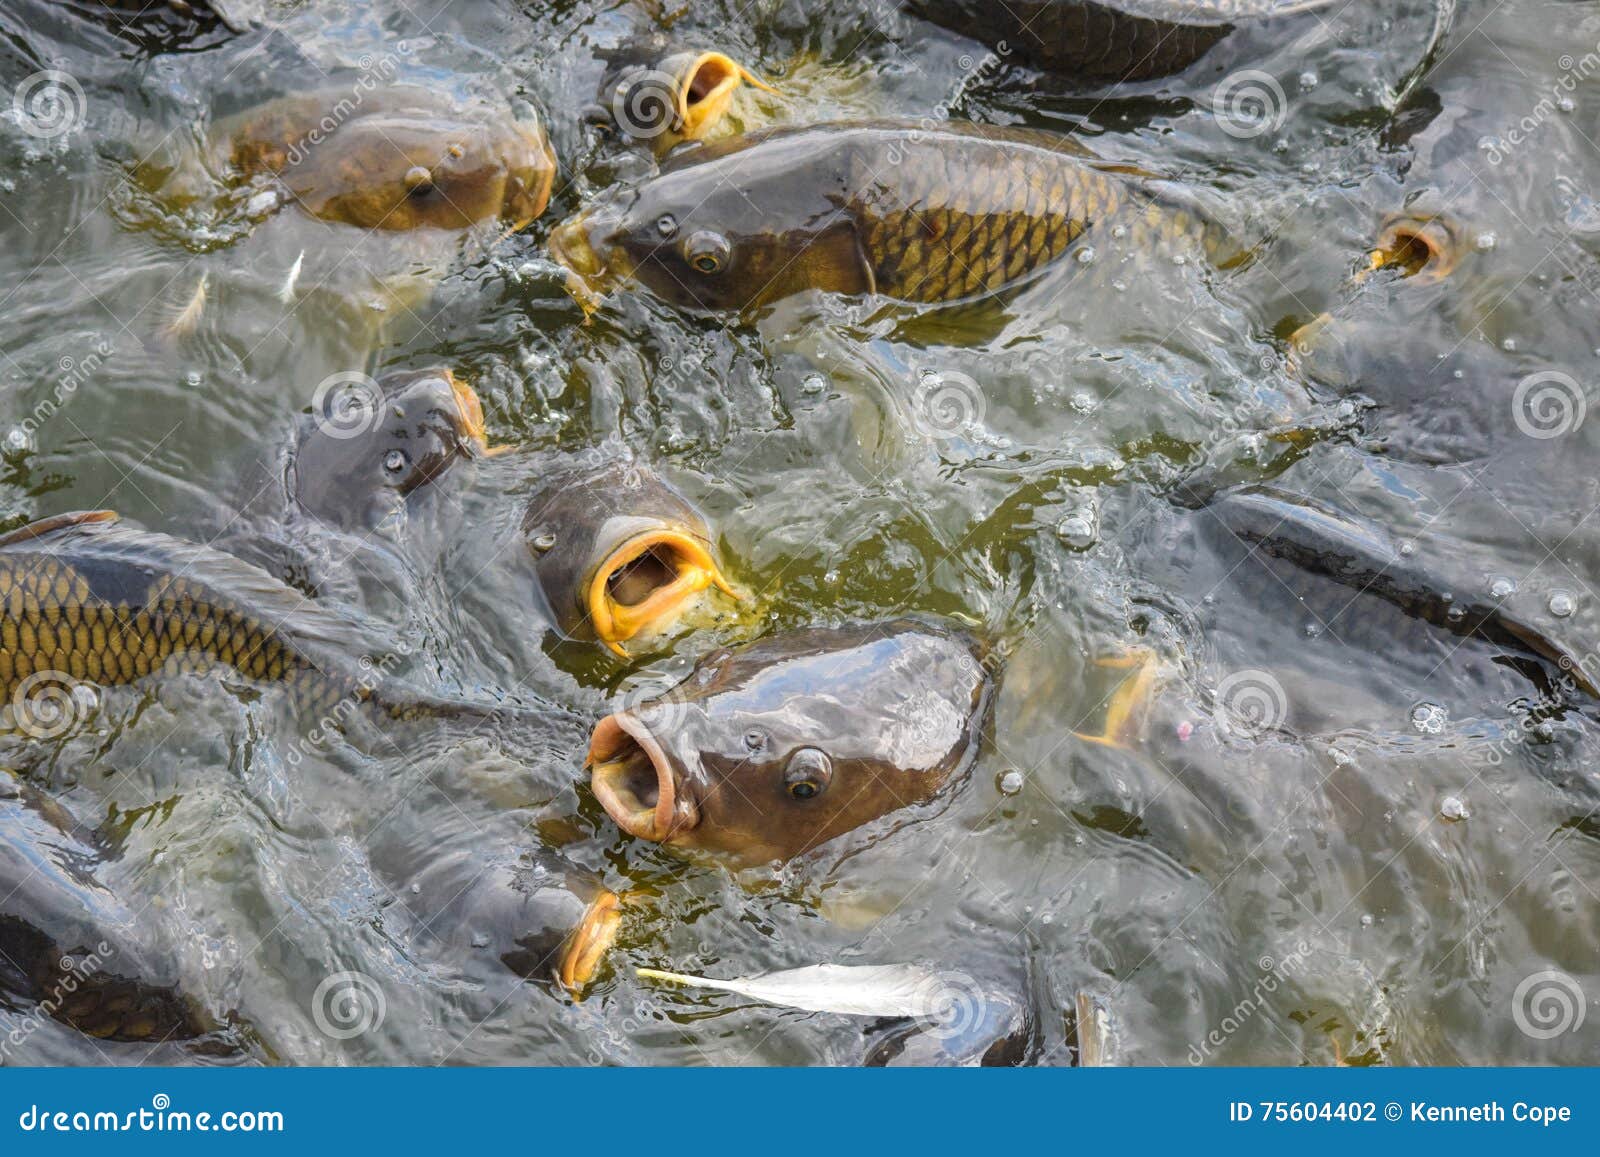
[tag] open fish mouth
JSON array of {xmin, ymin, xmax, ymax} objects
[
  {"xmin": 556, "ymin": 890, "xmax": 624, "ymax": 997},
  {"xmin": 587, "ymin": 712, "xmax": 697, "ymax": 843},
  {"xmin": 674, "ymin": 51, "xmax": 775, "ymax": 139},
  {"xmin": 586, "ymin": 528, "xmax": 737, "ymax": 656},
  {"xmin": 1368, "ymin": 212, "xmax": 1466, "ymax": 284},
  {"xmin": 547, "ymin": 215, "xmax": 615, "ymax": 311}
]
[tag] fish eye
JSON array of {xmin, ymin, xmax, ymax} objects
[
  {"xmin": 383, "ymin": 449, "xmax": 409, "ymax": 474},
  {"xmin": 655, "ymin": 214, "xmax": 678, "ymax": 239},
  {"xmin": 403, "ymin": 165, "xmax": 435, "ymax": 197},
  {"xmin": 684, "ymin": 231, "xmax": 730, "ymax": 275},
  {"xmin": 783, "ymin": 747, "xmax": 832, "ymax": 801}
]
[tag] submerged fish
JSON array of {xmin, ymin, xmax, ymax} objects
[
  {"xmin": 0, "ymin": 771, "xmax": 209, "ymax": 1044},
  {"xmin": 908, "ymin": 0, "xmax": 1338, "ymax": 80},
  {"xmin": 0, "ymin": 511, "xmax": 483, "ymax": 727},
  {"xmin": 587, "ymin": 620, "xmax": 993, "ymax": 864},
  {"xmin": 406, "ymin": 847, "xmax": 623, "ymax": 995},
  {"xmin": 590, "ymin": 33, "xmax": 776, "ymax": 156},
  {"xmin": 521, "ymin": 457, "xmax": 738, "ymax": 657},
  {"xmin": 550, "ymin": 120, "xmax": 1233, "ymax": 314},
  {"xmin": 291, "ymin": 368, "xmax": 488, "ymax": 534},
  {"xmin": 138, "ymin": 85, "xmax": 557, "ymax": 232}
]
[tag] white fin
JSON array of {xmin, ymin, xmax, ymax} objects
[
  {"xmin": 161, "ymin": 273, "xmax": 208, "ymax": 341},
  {"xmin": 278, "ymin": 250, "xmax": 305, "ymax": 304},
  {"xmin": 635, "ymin": 962, "xmax": 944, "ymax": 1017}
]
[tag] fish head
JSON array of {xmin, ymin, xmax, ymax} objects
[
  {"xmin": 522, "ymin": 459, "xmax": 737, "ymax": 656},
  {"xmin": 252, "ymin": 88, "xmax": 556, "ymax": 231},
  {"xmin": 293, "ymin": 368, "xmax": 486, "ymax": 531},
  {"xmin": 548, "ymin": 131, "xmax": 870, "ymax": 313},
  {"xmin": 592, "ymin": 36, "xmax": 774, "ymax": 154},
  {"xmin": 587, "ymin": 622, "xmax": 991, "ymax": 864}
]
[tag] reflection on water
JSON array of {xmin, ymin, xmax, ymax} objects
[{"xmin": 0, "ymin": 0, "xmax": 1596, "ymax": 1065}]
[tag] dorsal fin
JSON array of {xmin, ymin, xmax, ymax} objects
[{"xmin": 0, "ymin": 510, "xmax": 120, "ymax": 549}]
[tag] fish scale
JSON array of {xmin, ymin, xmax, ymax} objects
[
  {"xmin": 849, "ymin": 132, "xmax": 1121, "ymax": 302},
  {"xmin": 0, "ymin": 514, "xmax": 420, "ymax": 728}
]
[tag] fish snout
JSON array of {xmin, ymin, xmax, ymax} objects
[
  {"xmin": 548, "ymin": 213, "xmax": 620, "ymax": 310},
  {"xmin": 586, "ymin": 526, "xmax": 738, "ymax": 657},
  {"xmin": 587, "ymin": 711, "xmax": 698, "ymax": 844}
]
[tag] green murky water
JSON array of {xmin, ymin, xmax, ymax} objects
[{"xmin": 0, "ymin": 0, "xmax": 1597, "ymax": 1065}]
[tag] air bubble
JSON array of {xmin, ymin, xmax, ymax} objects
[
  {"xmin": 801, "ymin": 373, "xmax": 826, "ymax": 395},
  {"xmin": 1489, "ymin": 576, "xmax": 1516, "ymax": 599},
  {"xmin": 1411, "ymin": 702, "xmax": 1447, "ymax": 733},
  {"xmin": 1075, "ymin": 247, "xmax": 1096, "ymax": 265},
  {"xmin": 4, "ymin": 427, "xmax": 30, "ymax": 452},
  {"xmin": 997, "ymin": 769, "xmax": 1024, "ymax": 796},
  {"xmin": 1475, "ymin": 232, "xmax": 1497, "ymax": 251},
  {"xmin": 1439, "ymin": 795, "xmax": 1469, "ymax": 821},
  {"xmin": 1549, "ymin": 590, "xmax": 1576, "ymax": 617}
]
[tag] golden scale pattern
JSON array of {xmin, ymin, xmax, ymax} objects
[
  {"xmin": 0, "ymin": 554, "xmax": 357, "ymax": 718},
  {"xmin": 853, "ymin": 140, "xmax": 1165, "ymax": 303}
]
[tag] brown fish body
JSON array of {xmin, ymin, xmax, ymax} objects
[
  {"xmin": 0, "ymin": 511, "xmax": 423, "ymax": 726},
  {"xmin": 908, "ymin": 0, "xmax": 1337, "ymax": 80},
  {"xmin": 224, "ymin": 85, "xmax": 556, "ymax": 231},
  {"xmin": 552, "ymin": 120, "xmax": 1229, "ymax": 313},
  {"xmin": 587, "ymin": 620, "xmax": 992, "ymax": 864}
]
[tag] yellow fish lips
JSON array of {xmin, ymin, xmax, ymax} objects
[
  {"xmin": 585, "ymin": 527, "xmax": 738, "ymax": 657},
  {"xmin": 586, "ymin": 711, "xmax": 697, "ymax": 845},
  {"xmin": 547, "ymin": 213, "xmax": 620, "ymax": 312},
  {"xmin": 441, "ymin": 368, "xmax": 489, "ymax": 453},
  {"xmin": 669, "ymin": 51, "xmax": 777, "ymax": 140},
  {"xmin": 556, "ymin": 890, "xmax": 625, "ymax": 997}
]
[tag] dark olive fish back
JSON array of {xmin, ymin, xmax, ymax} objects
[
  {"xmin": 0, "ymin": 512, "xmax": 386, "ymax": 721},
  {"xmin": 909, "ymin": 0, "xmax": 1336, "ymax": 80},
  {"xmin": 0, "ymin": 773, "xmax": 208, "ymax": 1044}
]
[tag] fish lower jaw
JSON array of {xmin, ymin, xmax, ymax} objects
[
  {"xmin": 586, "ymin": 713, "xmax": 697, "ymax": 844},
  {"xmin": 587, "ymin": 529, "xmax": 738, "ymax": 656}
]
